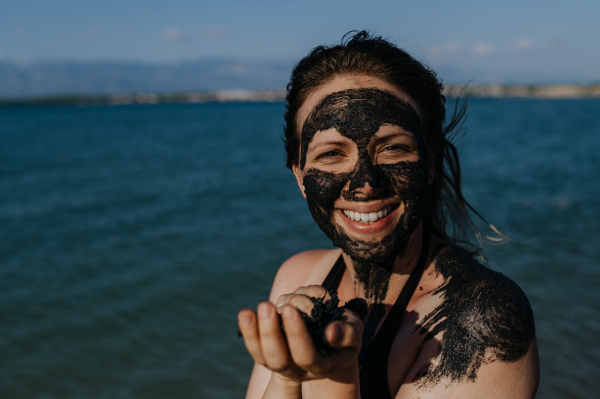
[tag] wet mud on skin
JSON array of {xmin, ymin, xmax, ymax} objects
[
  {"xmin": 413, "ymin": 245, "xmax": 536, "ymax": 386},
  {"xmin": 298, "ymin": 88, "xmax": 535, "ymax": 388},
  {"xmin": 299, "ymin": 88, "xmax": 429, "ymax": 350}
]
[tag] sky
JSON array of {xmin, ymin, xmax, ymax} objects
[{"xmin": 1, "ymin": 0, "xmax": 599, "ymax": 83}]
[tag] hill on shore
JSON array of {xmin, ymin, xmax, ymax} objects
[{"xmin": 0, "ymin": 59, "xmax": 294, "ymax": 99}]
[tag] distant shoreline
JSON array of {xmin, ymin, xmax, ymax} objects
[
  {"xmin": 444, "ymin": 84, "xmax": 600, "ymax": 99},
  {"xmin": 1, "ymin": 84, "xmax": 599, "ymax": 106}
]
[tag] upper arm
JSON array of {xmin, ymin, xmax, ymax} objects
[
  {"xmin": 396, "ymin": 254, "xmax": 539, "ymax": 399},
  {"xmin": 267, "ymin": 248, "xmax": 340, "ymax": 303},
  {"xmin": 397, "ymin": 337, "xmax": 539, "ymax": 399}
]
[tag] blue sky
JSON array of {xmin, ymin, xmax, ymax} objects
[{"xmin": 1, "ymin": 0, "xmax": 598, "ymax": 83}]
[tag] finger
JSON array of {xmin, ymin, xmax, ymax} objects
[
  {"xmin": 238, "ymin": 309, "xmax": 265, "ymax": 365},
  {"xmin": 281, "ymin": 305, "xmax": 326, "ymax": 374},
  {"xmin": 275, "ymin": 293, "xmax": 292, "ymax": 309},
  {"xmin": 276, "ymin": 293, "xmax": 299, "ymax": 314},
  {"xmin": 257, "ymin": 301, "xmax": 293, "ymax": 372},
  {"xmin": 325, "ymin": 320, "xmax": 362, "ymax": 350},
  {"xmin": 276, "ymin": 285, "xmax": 331, "ymax": 314},
  {"xmin": 318, "ymin": 311, "xmax": 364, "ymax": 372},
  {"xmin": 302, "ymin": 285, "xmax": 330, "ymax": 301},
  {"xmin": 288, "ymin": 294, "xmax": 315, "ymax": 315}
]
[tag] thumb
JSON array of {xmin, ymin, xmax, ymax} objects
[{"xmin": 324, "ymin": 318, "xmax": 362, "ymax": 350}]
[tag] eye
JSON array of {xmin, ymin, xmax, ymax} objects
[
  {"xmin": 318, "ymin": 150, "xmax": 342, "ymax": 160},
  {"xmin": 381, "ymin": 144, "xmax": 412, "ymax": 153}
]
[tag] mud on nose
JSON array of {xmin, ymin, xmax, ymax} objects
[{"xmin": 348, "ymin": 152, "xmax": 387, "ymax": 192}]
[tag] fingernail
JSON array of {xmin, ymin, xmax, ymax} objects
[
  {"xmin": 258, "ymin": 302, "xmax": 271, "ymax": 318},
  {"xmin": 239, "ymin": 312, "xmax": 252, "ymax": 327},
  {"xmin": 331, "ymin": 325, "xmax": 343, "ymax": 343}
]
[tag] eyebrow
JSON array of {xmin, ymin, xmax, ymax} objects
[
  {"xmin": 307, "ymin": 140, "xmax": 350, "ymax": 152},
  {"xmin": 370, "ymin": 129, "xmax": 415, "ymax": 144}
]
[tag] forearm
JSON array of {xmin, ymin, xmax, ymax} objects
[{"xmin": 262, "ymin": 360, "xmax": 360, "ymax": 399}]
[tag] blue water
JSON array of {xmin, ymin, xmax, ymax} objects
[{"xmin": 0, "ymin": 99, "xmax": 598, "ymax": 398}]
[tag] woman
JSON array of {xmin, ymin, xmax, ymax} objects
[{"xmin": 238, "ymin": 31, "xmax": 539, "ymax": 399}]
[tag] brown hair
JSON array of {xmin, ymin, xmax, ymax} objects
[{"xmin": 283, "ymin": 31, "xmax": 504, "ymax": 255}]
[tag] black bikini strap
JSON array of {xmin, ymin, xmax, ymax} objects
[
  {"xmin": 321, "ymin": 254, "xmax": 346, "ymax": 291},
  {"xmin": 358, "ymin": 229, "xmax": 431, "ymax": 399},
  {"xmin": 387, "ymin": 229, "xmax": 430, "ymax": 326}
]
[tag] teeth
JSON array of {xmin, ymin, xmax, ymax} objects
[{"xmin": 342, "ymin": 206, "xmax": 393, "ymax": 224}]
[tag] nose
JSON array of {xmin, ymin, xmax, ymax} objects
[{"xmin": 348, "ymin": 151, "xmax": 386, "ymax": 197}]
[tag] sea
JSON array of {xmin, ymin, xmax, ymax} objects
[{"xmin": 1, "ymin": 98, "xmax": 599, "ymax": 398}]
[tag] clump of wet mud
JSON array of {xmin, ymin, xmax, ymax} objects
[{"xmin": 281, "ymin": 290, "xmax": 368, "ymax": 356}]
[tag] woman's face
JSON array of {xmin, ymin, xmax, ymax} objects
[{"xmin": 293, "ymin": 76, "xmax": 432, "ymax": 264}]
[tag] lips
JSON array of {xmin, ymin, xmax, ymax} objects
[{"xmin": 340, "ymin": 205, "xmax": 394, "ymax": 224}]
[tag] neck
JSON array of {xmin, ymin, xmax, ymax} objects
[{"xmin": 342, "ymin": 223, "xmax": 425, "ymax": 306}]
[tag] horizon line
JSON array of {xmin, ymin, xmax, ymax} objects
[{"xmin": 2, "ymin": 84, "xmax": 600, "ymax": 107}]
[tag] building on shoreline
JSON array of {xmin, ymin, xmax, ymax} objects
[{"xmin": 2, "ymin": 84, "xmax": 600, "ymax": 107}]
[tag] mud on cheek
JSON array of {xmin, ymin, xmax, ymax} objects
[
  {"xmin": 302, "ymin": 169, "xmax": 350, "ymax": 241},
  {"xmin": 301, "ymin": 159, "xmax": 429, "ymax": 263},
  {"xmin": 378, "ymin": 158, "xmax": 429, "ymax": 196}
]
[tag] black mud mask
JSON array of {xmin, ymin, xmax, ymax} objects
[{"xmin": 300, "ymin": 88, "xmax": 429, "ymax": 265}]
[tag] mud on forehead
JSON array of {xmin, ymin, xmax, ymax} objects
[{"xmin": 300, "ymin": 88, "xmax": 422, "ymax": 169}]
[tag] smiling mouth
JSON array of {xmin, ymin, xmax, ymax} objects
[{"xmin": 341, "ymin": 205, "xmax": 396, "ymax": 224}]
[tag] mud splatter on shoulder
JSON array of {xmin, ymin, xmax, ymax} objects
[{"xmin": 414, "ymin": 245, "xmax": 535, "ymax": 386}]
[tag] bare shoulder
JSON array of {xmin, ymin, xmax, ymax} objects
[
  {"xmin": 268, "ymin": 248, "xmax": 342, "ymax": 303},
  {"xmin": 402, "ymin": 339, "xmax": 539, "ymax": 399},
  {"xmin": 401, "ymin": 244, "xmax": 538, "ymax": 397}
]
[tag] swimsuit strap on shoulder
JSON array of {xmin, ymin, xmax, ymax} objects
[{"xmin": 321, "ymin": 254, "xmax": 346, "ymax": 291}]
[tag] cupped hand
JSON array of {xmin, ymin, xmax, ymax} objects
[{"xmin": 238, "ymin": 285, "xmax": 363, "ymax": 382}]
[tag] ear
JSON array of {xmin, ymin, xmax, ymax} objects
[{"xmin": 292, "ymin": 164, "xmax": 307, "ymax": 199}]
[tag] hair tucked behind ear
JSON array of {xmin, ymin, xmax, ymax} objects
[{"xmin": 283, "ymin": 30, "xmax": 505, "ymax": 257}]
